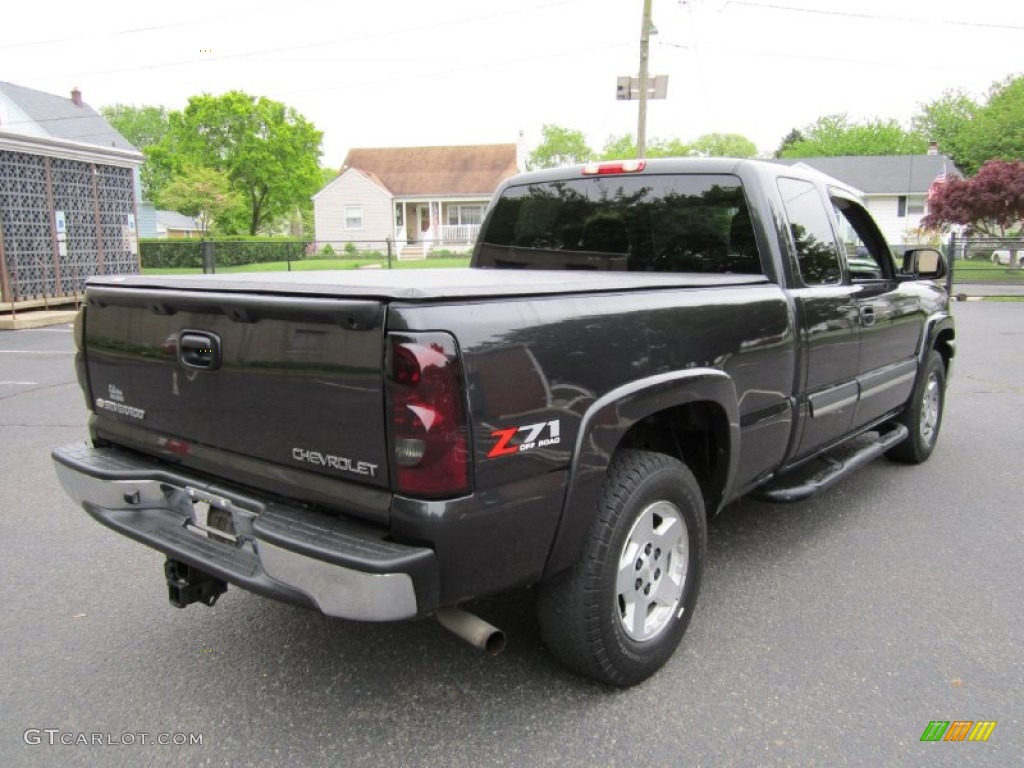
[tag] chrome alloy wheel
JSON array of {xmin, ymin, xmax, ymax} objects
[
  {"xmin": 919, "ymin": 372, "xmax": 941, "ymax": 446},
  {"xmin": 616, "ymin": 500, "xmax": 689, "ymax": 642}
]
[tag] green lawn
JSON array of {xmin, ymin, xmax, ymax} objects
[
  {"xmin": 142, "ymin": 256, "xmax": 471, "ymax": 275},
  {"xmin": 952, "ymin": 259, "xmax": 1024, "ymax": 283}
]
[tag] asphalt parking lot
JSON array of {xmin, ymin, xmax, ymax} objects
[{"xmin": 1, "ymin": 302, "xmax": 1021, "ymax": 767}]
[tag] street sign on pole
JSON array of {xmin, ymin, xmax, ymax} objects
[{"xmin": 616, "ymin": 75, "xmax": 669, "ymax": 101}]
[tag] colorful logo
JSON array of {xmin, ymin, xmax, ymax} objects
[
  {"xmin": 487, "ymin": 420, "xmax": 561, "ymax": 458},
  {"xmin": 920, "ymin": 721, "xmax": 997, "ymax": 742}
]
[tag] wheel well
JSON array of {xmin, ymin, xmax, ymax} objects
[
  {"xmin": 934, "ymin": 328, "xmax": 955, "ymax": 372},
  {"xmin": 619, "ymin": 401, "xmax": 729, "ymax": 513}
]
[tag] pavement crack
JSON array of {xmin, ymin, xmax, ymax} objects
[{"xmin": 0, "ymin": 381, "xmax": 77, "ymax": 401}]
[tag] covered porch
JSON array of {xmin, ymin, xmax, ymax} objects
[{"xmin": 394, "ymin": 198, "xmax": 487, "ymax": 258}]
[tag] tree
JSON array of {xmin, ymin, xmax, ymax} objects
[
  {"xmin": 320, "ymin": 166, "xmax": 340, "ymax": 188},
  {"xmin": 911, "ymin": 89, "xmax": 978, "ymax": 173},
  {"xmin": 688, "ymin": 133, "xmax": 757, "ymax": 158},
  {"xmin": 922, "ymin": 160, "xmax": 1024, "ymax": 265},
  {"xmin": 601, "ymin": 133, "xmax": 639, "ymax": 160},
  {"xmin": 600, "ymin": 134, "xmax": 691, "ymax": 159},
  {"xmin": 779, "ymin": 114, "xmax": 926, "ymax": 157},
  {"xmin": 775, "ymin": 128, "xmax": 804, "ymax": 158},
  {"xmin": 601, "ymin": 133, "xmax": 755, "ymax": 160},
  {"xmin": 154, "ymin": 166, "xmax": 243, "ymax": 235},
  {"xmin": 956, "ymin": 76, "xmax": 1024, "ymax": 176},
  {"xmin": 148, "ymin": 92, "xmax": 323, "ymax": 235},
  {"xmin": 100, "ymin": 104, "xmax": 170, "ymax": 148},
  {"xmin": 527, "ymin": 125, "xmax": 595, "ymax": 170},
  {"xmin": 100, "ymin": 104, "xmax": 171, "ymax": 199}
]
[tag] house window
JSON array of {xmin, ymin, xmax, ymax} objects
[
  {"xmin": 344, "ymin": 205, "xmax": 363, "ymax": 230},
  {"xmin": 897, "ymin": 196, "xmax": 926, "ymax": 217},
  {"xmin": 447, "ymin": 205, "xmax": 483, "ymax": 227}
]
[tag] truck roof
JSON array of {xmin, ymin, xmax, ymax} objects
[{"xmin": 505, "ymin": 156, "xmax": 861, "ymax": 200}]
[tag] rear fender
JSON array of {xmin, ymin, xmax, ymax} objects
[{"xmin": 543, "ymin": 369, "xmax": 739, "ymax": 579}]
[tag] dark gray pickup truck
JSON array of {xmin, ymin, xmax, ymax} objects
[{"xmin": 53, "ymin": 158, "xmax": 955, "ymax": 686}]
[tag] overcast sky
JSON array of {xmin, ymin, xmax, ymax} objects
[{"xmin": 4, "ymin": 0, "xmax": 1022, "ymax": 166}]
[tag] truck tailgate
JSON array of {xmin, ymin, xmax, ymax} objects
[{"xmin": 82, "ymin": 285, "xmax": 389, "ymax": 490}]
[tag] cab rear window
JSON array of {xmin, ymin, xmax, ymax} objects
[{"xmin": 476, "ymin": 174, "xmax": 763, "ymax": 275}]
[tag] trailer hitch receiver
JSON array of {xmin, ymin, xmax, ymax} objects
[{"xmin": 165, "ymin": 559, "xmax": 227, "ymax": 608}]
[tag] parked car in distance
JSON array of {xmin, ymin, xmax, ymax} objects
[{"xmin": 991, "ymin": 249, "xmax": 1022, "ymax": 266}]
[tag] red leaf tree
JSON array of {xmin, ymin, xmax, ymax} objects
[{"xmin": 923, "ymin": 160, "xmax": 1024, "ymax": 267}]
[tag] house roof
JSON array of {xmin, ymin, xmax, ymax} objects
[
  {"xmin": 156, "ymin": 210, "xmax": 200, "ymax": 230},
  {"xmin": 772, "ymin": 154, "xmax": 960, "ymax": 195},
  {"xmin": 0, "ymin": 81, "xmax": 135, "ymax": 151},
  {"xmin": 339, "ymin": 144, "xmax": 518, "ymax": 196}
]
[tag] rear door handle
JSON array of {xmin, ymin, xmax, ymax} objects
[
  {"xmin": 859, "ymin": 306, "xmax": 876, "ymax": 327},
  {"xmin": 179, "ymin": 331, "xmax": 221, "ymax": 370}
]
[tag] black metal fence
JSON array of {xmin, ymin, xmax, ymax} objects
[
  {"xmin": 946, "ymin": 235, "xmax": 1024, "ymax": 287},
  {"xmin": 139, "ymin": 238, "xmax": 474, "ymax": 273}
]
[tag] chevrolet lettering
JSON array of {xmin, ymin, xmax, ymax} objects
[{"xmin": 291, "ymin": 448, "xmax": 378, "ymax": 478}]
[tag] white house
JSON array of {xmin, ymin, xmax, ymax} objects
[
  {"xmin": 774, "ymin": 151, "xmax": 961, "ymax": 247},
  {"xmin": 313, "ymin": 144, "xmax": 519, "ymax": 258}
]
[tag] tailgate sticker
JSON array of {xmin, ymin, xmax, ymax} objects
[
  {"xmin": 95, "ymin": 384, "xmax": 146, "ymax": 420},
  {"xmin": 487, "ymin": 419, "xmax": 560, "ymax": 458}
]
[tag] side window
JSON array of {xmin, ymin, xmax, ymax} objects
[
  {"xmin": 777, "ymin": 178, "xmax": 842, "ymax": 285},
  {"xmin": 830, "ymin": 195, "xmax": 894, "ymax": 281},
  {"xmin": 344, "ymin": 205, "xmax": 363, "ymax": 230}
]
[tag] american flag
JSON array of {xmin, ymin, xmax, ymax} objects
[{"xmin": 928, "ymin": 163, "xmax": 948, "ymax": 201}]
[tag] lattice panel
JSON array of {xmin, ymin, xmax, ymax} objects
[
  {"xmin": 0, "ymin": 151, "xmax": 139, "ymax": 302},
  {"xmin": 97, "ymin": 165, "xmax": 138, "ymax": 277},
  {"xmin": 51, "ymin": 157, "xmax": 98, "ymax": 298},
  {"xmin": 0, "ymin": 150, "xmax": 56, "ymax": 301}
]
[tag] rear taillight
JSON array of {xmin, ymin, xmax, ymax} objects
[
  {"xmin": 386, "ymin": 332, "xmax": 470, "ymax": 498},
  {"xmin": 581, "ymin": 160, "xmax": 646, "ymax": 175}
]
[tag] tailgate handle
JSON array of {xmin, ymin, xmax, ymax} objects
[{"xmin": 179, "ymin": 332, "xmax": 221, "ymax": 370}]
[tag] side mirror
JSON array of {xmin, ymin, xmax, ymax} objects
[{"xmin": 902, "ymin": 247, "xmax": 947, "ymax": 279}]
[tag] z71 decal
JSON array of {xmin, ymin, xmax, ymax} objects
[{"xmin": 487, "ymin": 420, "xmax": 561, "ymax": 458}]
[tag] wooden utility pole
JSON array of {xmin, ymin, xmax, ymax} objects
[{"xmin": 637, "ymin": 0, "xmax": 653, "ymax": 158}]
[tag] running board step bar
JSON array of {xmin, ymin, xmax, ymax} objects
[{"xmin": 754, "ymin": 425, "xmax": 909, "ymax": 503}]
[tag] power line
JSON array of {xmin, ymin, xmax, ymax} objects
[
  {"xmin": 2, "ymin": 40, "xmax": 634, "ymax": 130},
  {"xmin": 725, "ymin": 1, "xmax": 1024, "ymax": 32},
  {"xmin": 0, "ymin": 4, "xmax": 285, "ymax": 50}
]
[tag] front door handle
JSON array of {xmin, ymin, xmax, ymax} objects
[{"xmin": 179, "ymin": 331, "xmax": 221, "ymax": 370}]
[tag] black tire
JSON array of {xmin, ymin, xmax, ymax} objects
[
  {"xmin": 536, "ymin": 449, "xmax": 706, "ymax": 687},
  {"xmin": 886, "ymin": 350, "xmax": 946, "ymax": 464}
]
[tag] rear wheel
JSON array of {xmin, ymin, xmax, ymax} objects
[
  {"xmin": 886, "ymin": 350, "xmax": 946, "ymax": 463},
  {"xmin": 536, "ymin": 449, "xmax": 706, "ymax": 686}
]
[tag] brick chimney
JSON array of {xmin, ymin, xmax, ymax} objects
[
  {"xmin": 71, "ymin": 87, "xmax": 83, "ymax": 107},
  {"xmin": 927, "ymin": 140, "xmax": 939, "ymax": 156}
]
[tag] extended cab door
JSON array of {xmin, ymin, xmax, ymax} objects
[
  {"xmin": 829, "ymin": 192, "xmax": 921, "ymax": 427},
  {"xmin": 777, "ymin": 177, "xmax": 861, "ymax": 458}
]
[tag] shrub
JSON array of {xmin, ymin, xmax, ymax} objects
[{"xmin": 140, "ymin": 238, "xmax": 311, "ymax": 269}]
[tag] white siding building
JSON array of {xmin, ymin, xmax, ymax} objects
[
  {"xmin": 774, "ymin": 153, "xmax": 961, "ymax": 248},
  {"xmin": 313, "ymin": 144, "xmax": 519, "ymax": 258}
]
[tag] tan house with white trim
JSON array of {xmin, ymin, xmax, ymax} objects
[{"xmin": 313, "ymin": 144, "xmax": 519, "ymax": 258}]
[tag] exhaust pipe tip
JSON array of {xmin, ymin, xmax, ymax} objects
[{"xmin": 436, "ymin": 607, "xmax": 506, "ymax": 655}]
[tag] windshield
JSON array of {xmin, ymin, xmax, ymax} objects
[{"xmin": 476, "ymin": 173, "xmax": 762, "ymax": 275}]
